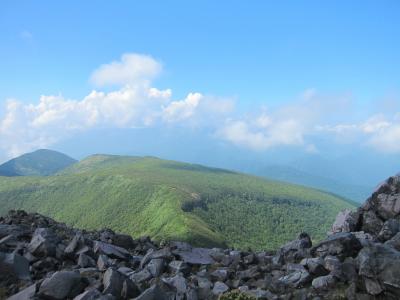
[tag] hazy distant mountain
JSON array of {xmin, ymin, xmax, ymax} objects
[
  {"xmin": 0, "ymin": 149, "xmax": 77, "ymax": 176},
  {"xmin": 0, "ymin": 154, "xmax": 354, "ymax": 250},
  {"xmin": 254, "ymin": 164, "xmax": 372, "ymax": 202}
]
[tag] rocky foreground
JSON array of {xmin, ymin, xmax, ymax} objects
[{"xmin": 2, "ymin": 176, "xmax": 400, "ymax": 300}]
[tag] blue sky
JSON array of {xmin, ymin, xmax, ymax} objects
[{"xmin": 1, "ymin": 1, "xmax": 400, "ymax": 166}]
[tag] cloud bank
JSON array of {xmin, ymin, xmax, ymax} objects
[{"xmin": 1, "ymin": 53, "xmax": 400, "ymax": 159}]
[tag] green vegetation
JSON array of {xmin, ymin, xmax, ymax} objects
[
  {"xmin": 0, "ymin": 154, "xmax": 355, "ymax": 250},
  {"xmin": 219, "ymin": 291, "xmax": 256, "ymax": 300},
  {"xmin": 0, "ymin": 149, "xmax": 77, "ymax": 176}
]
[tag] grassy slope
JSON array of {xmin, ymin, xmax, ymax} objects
[{"xmin": 0, "ymin": 155, "xmax": 355, "ymax": 250}]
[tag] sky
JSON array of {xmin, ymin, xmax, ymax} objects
[{"xmin": 1, "ymin": 0, "xmax": 400, "ymax": 180}]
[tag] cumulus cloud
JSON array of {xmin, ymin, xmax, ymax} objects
[
  {"xmin": 0, "ymin": 53, "xmax": 232, "ymax": 159},
  {"xmin": 90, "ymin": 53, "xmax": 162, "ymax": 87}
]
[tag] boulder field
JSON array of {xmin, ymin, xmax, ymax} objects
[{"xmin": 2, "ymin": 174, "xmax": 400, "ymax": 299}]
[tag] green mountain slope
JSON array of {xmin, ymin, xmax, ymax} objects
[
  {"xmin": 0, "ymin": 155, "xmax": 355, "ymax": 250},
  {"xmin": 0, "ymin": 149, "xmax": 77, "ymax": 176}
]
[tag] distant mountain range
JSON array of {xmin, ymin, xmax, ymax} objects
[
  {"xmin": 0, "ymin": 150, "xmax": 355, "ymax": 250},
  {"xmin": 0, "ymin": 149, "xmax": 77, "ymax": 176}
]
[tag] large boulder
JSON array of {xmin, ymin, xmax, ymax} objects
[
  {"xmin": 311, "ymin": 232, "xmax": 362, "ymax": 259},
  {"xmin": 28, "ymin": 228, "xmax": 59, "ymax": 257},
  {"xmin": 93, "ymin": 241, "xmax": 131, "ymax": 260},
  {"xmin": 0, "ymin": 252, "xmax": 30, "ymax": 281},
  {"xmin": 38, "ymin": 271, "xmax": 86, "ymax": 299},
  {"xmin": 356, "ymin": 243, "xmax": 400, "ymax": 298}
]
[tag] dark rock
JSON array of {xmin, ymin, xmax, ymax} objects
[
  {"xmin": 39, "ymin": 271, "xmax": 86, "ymax": 299},
  {"xmin": 146, "ymin": 258, "xmax": 165, "ymax": 277},
  {"xmin": 361, "ymin": 210, "xmax": 384, "ymax": 236},
  {"xmin": 278, "ymin": 271, "xmax": 311, "ymax": 288},
  {"xmin": 378, "ymin": 219, "xmax": 400, "ymax": 242},
  {"xmin": 168, "ymin": 260, "xmax": 190, "ymax": 275},
  {"xmin": 73, "ymin": 288, "xmax": 102, "ymax": 300},
  {"xmin": 28, "ymin": 228, "xmax": 59, "ymax": 257},
  {"xmin": 121, "ymin": 279, "xmax": 141, "ymax": 299},
  {"xmin": 94, "ymin": 241, "xmax": 130, "ymax": 260},
  {"xmin": 330, "ymin": 209, "xmax": 360, "ymax": 234},
  {"xmin": 311, "ymin": 232, "xmax": 362, "ymax": 259},
  {"xmin": 97, "ymin": 254, "xmax": 111, "ymax": 271},
  {"xmin": 171, "ymin": 243, "xmax": 214, "ymax": 265},
  {"xmin": 300, "ymin": 257, "xmax": 328, "ymax": 276},
  {"xmin": 102, "ymin": 268, "xmax": 124, "ymax": 297},
  {"xmin": 212, "ymin": 281, "xmax": 229, "ymax": 295},
  {"xmin": 0, "ymin": 252, "xmax": 30, "ymax": 280},
  {"xmin": 133, "ymin": 284, "xmax": 168, "ymax": 300},
  {"xmin": 385, "ymin": 232, "xmax": 400, "ymax": 251},
  {"xmin": 278, "ymin": 233, "xmax": 312, "ymax": 263},
  {"xmin": 211, "ymin": 268, "xmax": 229, "ymax": 282},
  {"xmin": 130, "ymin": 269, "xmax": 152, "ymax": 283},
  {"xmin": 7, "ymin": 283, "xmax": 37, "ymax": 300},
  {"xmin": 312, "ymin": 275, "xmax": 336, "ymax": 290},
  {"xmin": 357, "ymin": 243, "xmax": 400, "ymax": 297},
  {"xmin": 78, "ymin": 253, "xmax": 96, "ymax": 268},
  {"xmin": 140, "ymin": 248, "xmax": 172, "ymax": 269}
]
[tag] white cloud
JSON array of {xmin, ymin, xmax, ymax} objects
[
  {"xmin": 163, "ymin": 93, "xmax": 203, "ymax": 122},
  {"xmin": 90, "ymin": 53, "xmax": 162, "ymax": 87},
  {"xmin": 0, "ymin": 53, "xmax": 233, "ymax": 159}
]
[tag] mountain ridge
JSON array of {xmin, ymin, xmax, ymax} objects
[{"xmin": 0, "ymin": 154, "xmax": 354, "ymax": 250}]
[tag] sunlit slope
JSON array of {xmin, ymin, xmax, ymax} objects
[{"xmin": 0, "ymin": 155, "xmax": 355, "ymax": 250}]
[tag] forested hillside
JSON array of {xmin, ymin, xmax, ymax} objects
[{"xmin": 0, "ymin": 155, "xmax": 355, "ymax": 250}]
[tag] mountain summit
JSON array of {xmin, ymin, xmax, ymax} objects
[{"xmin": 0, "ymin": 149, "xmax": 77, "ymax": 176}]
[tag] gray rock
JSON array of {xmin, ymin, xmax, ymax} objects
[
  {"xmin": 102, "ymin": 268, "xmax": 124, "ymax": 297},
  {"xmin": 168, "ymin": 260, "xmax": 190, "ymax": 275},
  {"xmin": 28, "ymin": 228, "xmax": 59, "ymax": 257},
  {"xmin": 172, "ymin": 246, "xmax": 214, "ymax": 265},
  {"xmin": 0, "ymin": 252, "xmax": 30, "ymax": 280},
  {"xmin": 97, "ymin": 254, "xmax": 111, "ymax": 271},
  {"xmin": 237, "ymin": 266, "xmax": 260, "ymax": 280},
  {"xmin": 130, "ymin": 268, "xmax": 152, "ymax": 283},
  {"xmin": 121, "ymin": 278, "xmax": 141, "ymax": 299},
  {"xmin": 278, "ymin": 232, "xmax": 312, "ymax": 263},
  {"xmin": 133, "ymin": 284, "xmax": 168, "ymax": 300},
  {"xmin": 39, "ymin": 271, "xmax": 85, "ymax": 299},
  {"xmin": 385, "ymin": 232, "xmax": 400, "ymax": 251},
  {"xmin": 94, "ymin": 241, "xmax": 130, "ymax": 260},
  {"xmin": 7, "ymin": 283, "xmax": 37, "ymax": 300},
  {"xmin": 65, "ymin": 233, "xmax": 86, "ymax": 256},
  {"xmin": 324, "ymin": 255, "xmax": 342, "ymax": 278},
  {"xmin": 140, "ymin": 248, "xmax": 172, "ymax": 269},
  {"xmin": 300, "ymin": 257, "xmax": 328, "ymax": 276},
  {"xmin": 0, "ymin": 224, "xmax": 30, "ymax": 239},
  {"xmin": 361, "ymin": 210, "xmax": 384, "ymax": 236},
  {"xmin": 146, "ymin": 258, "xmax": 165, "ymax": 277},
  {"xmin": 212, "ymin": 281, "xmax": 229, "ymax": 295},
  {"xmin": 244, "ymin": 289, "xmax": 277, "ymax": 300},
  {"xmin": 312, "ymin": 275, "xmax": 336, "ymax": 290},
  {"xmin": 211, "ymin": 268, "xmax": 229, "ymax": 282},
  {"xmin": 378, "ymin": 219, "xmax": 400, "ymax": 242},
  {"xmin": 73, "ymin": 289, "xmax": 102, "ymax": 300},
  {"xmin": 311, "ymin": 232, "xmax": 362, "ymax": 259},
  {"xmin": 278, "ymin": 270, "xmax": 311, "ymax": 288},
  {"xmin": 162, "ymin": 274, "xmax": 187, "ymax": 294},
  {"xmin": 330, "ymin": 209, "xmax": 360, "ymax": 234},
  {"xmin": 196, "ymin": 276, "xmax": 212, "ymax": 299},
  {"xmin": 357, "ymin": 243, "xmax": 400, "ymax": 297},
  {"xmin": 78, "ymin": 253, "xmax": 96, "ymax": 268}
]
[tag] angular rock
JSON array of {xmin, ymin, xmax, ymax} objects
[
  {"xmin": 39, "ymin": 271, "xmax": 85, "ymax": 299},
  {"xmin": 300, "ymin": 257, "xmax": 328, "ymax": 276},
  {"xmin": 140, "ymin": 248, "xmax": 172, "ymax": 269},
  {"xmin": 28, "ymin": 228, "xmax": 59, "ymax": 257},
  {"xmin": 121, "ymin": 279, "xmax": 141, "ymax": 299},
  {"xmin": 378, "ymin": 219, "xmax": 400, "ymax": 242},
  {"xmin": 311, "ymin": 232, "xmax": 362, "ymax": 259},
  {"xmin": 7, "ymin": 283, "xmax": 37, "ymax": 300},
  {"xmin": 78, "ymin": 253, "xmax": 96, "ymax": 268},
  {"xmin": 212, "ymin": 281, "xmax": 229, "ymax": 296},
  {"xmin": 102, "ymin": 268, "xmax": 124, "ymax": 297},
  {"xmin": 97, "ymin": 254, "xmax": 111, "ymax": 271},
  {"xmin": 312, "ymin": 275, "xmax": 336, "ymax": 290},
  {"xmin": 94, "ymin": 241, "xmax": 130, "ymax": 260},
  {"xmin": 73, "ymin": 288, "xmax": 102, "ymax": 300},
  {"xmin": 172, "ymin": 246, "xmax": 214, "ymax": 265},
  {"xmin": 330, "ymin": 209, "xmax": 360, "ymax": 234},
  {"xmin": 133, "ymin": 284, "xmax": 167, "ymax": 300},
  {"xmin": 278, "ymin": 270, "xmax": 311, "ymax": 288},
  {"xmin": 146, "ymin": 258, "xmax": 165, "ymax": 277},
  {"xmin": 168, "ymin": 260, "xmax": 190, "ymax": 275},
  {"xmin": 0, "ymin": 252, "xmax": 30, "ymax": 280},
  {"xmin": 130, "ymin": 268, "xmax": 152, "ymax": 283}
]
